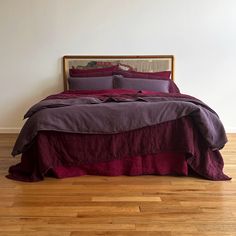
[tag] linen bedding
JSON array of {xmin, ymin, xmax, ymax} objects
[{"xmin": 8, "ymin": 89, "xmax": 230, "ymax": 181}]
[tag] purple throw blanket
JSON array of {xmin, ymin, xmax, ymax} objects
[{"xmin": 12, "ymin": 93, "xmax": 227, "ymax": 156}]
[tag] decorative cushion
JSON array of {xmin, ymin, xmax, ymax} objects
[
  {"xmin": 69, "ymin": 65, "xmax": 119, "ymax": 77},
  {"xmin": 114, "ymin": 70, "xmax": 171, "ymax": 80}
]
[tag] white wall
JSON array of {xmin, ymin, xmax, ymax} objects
[{"xmin": 0, "ymin": 0, "xmax": 236, "ymax": 132}]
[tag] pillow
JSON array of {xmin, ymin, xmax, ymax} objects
[
  {"xmin": 113, "ymin": 75, "xmax": 170, "ymax": 93},
  {"xmin": 69, "ymin": 65, "xmax": 119, "ymax": 77},
  {"xmin": 168, "ymin": 80, "xmax": 180, "ymax": 93},
  {"xmin": 68, "ymin": 76, "xmax": 113, "ymax": 90},
  {"xmin": 114, "ymin": 69, "xmax": 179, "ymax": 93},
  {"xmin": 114, "ymin": 70, "xmax": 171, "ymax": 80}
]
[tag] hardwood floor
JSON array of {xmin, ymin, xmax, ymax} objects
[{"xmin": 0, "ymin": 133, "xmax": 235, "ymax": 236}]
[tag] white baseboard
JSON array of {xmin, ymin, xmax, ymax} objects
[
  {"xmin": 226, "ymin": 127, "xmax": 236, "ymax": 133},
  {"xmin": 0, "ymin": 128, "xmax": 21, "ymax": 133}
]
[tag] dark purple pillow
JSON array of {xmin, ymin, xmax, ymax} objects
[
  {"xmin": 168, "ymin": 80, "xmax": 180, "ymax": 93},
  {"xmin": 68, "ymin": 76, "xmax": 113, "ymax": 90},
  {"xmin": 114, "ymin": 70, "xmax": 172, "ymax": 80},
  {"xmin": 113, "ymin": 76, "xmax": 170, "ymax": 93},
  {"xmin": 69, "ymin": 65, "xmax": 119, "ymax": 77}
]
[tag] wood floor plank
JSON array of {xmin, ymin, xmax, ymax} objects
[
  {"xmin": 92, "ymin": 196, "xmax": 162, "ymax": 202},
  {"xmin": 71, "ymin": 232, "xmax": 171, "ymax": 236},
  {"xmin": 0, "ymin": 233, "xmax": 70, "ymax": 236},
  {"xmin": 0, "ymin": 206, "xmax": 139, "ymax": 217},
  {"xmin": 20, "ymin": 224, "xmax": 135, "ymax": 231},
  {"xmin": 135, "ymin": 223, "xmax": 198, "ymax": 232}
]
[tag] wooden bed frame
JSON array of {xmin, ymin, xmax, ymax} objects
[{"xmin": 63, "ymin": 55, "xmax": 175, "ymax": 91}]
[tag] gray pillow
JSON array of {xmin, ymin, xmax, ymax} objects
[
  {"xmin": 113, "ymin": 75, "xmax": 170, "ymax": 92},
  {"xmin": 68, "ymin": 76, "xmax": 113, "ymax": 90}
]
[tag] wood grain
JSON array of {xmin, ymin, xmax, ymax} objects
[{"xmin": 0, "ymin": 133, "xmax": 235, "ymax": 236}]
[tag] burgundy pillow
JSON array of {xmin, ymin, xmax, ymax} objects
[
  {"xmin": 70, "ymin": 65, "xmax": 119, "ymax": 77},
  {"xmin": 114, "ymin": 70, "xmax": 171, "ymax": 80},
  {"xmin": 68, "ymin": 76, "xmax": 113, "ymax": 90}
]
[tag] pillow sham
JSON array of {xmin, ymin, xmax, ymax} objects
[
  {"xmin": 114, "ymin": 70, "xmax": 171, "ymax": 80},
  {"xmin": 68, "ymin": 76, "xmax": 113, "ymax": 90},
  {"xmin": 69, "ymin": 65, "xmax": 119, "ymax": 77},
  {"xmin": 113, "ymin": 75, "xmax": 170, "ymax": 93},
  {"xmin": 168, "ymin": 80, "xmax": 180, "ymax": 93}
]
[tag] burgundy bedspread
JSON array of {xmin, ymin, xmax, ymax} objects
[
  {"xmin": 8, "ymin": 116, "xmax": 230, "ymax": 181},
  {"xmin": 8, "ymin": 89, "xmax": 230, "ymax": 181}
]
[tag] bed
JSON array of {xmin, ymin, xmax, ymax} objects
[{"xmin": 7, "ymin": 55, "xmax": 230, "ymax": 181}]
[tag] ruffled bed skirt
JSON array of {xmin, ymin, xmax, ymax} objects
[{"xmin": 8, "ymin": 152, "xmax": 187, "ymax": 181}]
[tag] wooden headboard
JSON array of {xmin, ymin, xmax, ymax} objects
[{"xmin": 63, "ymin": 55, "xmax": 175, "ymax": 91}]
